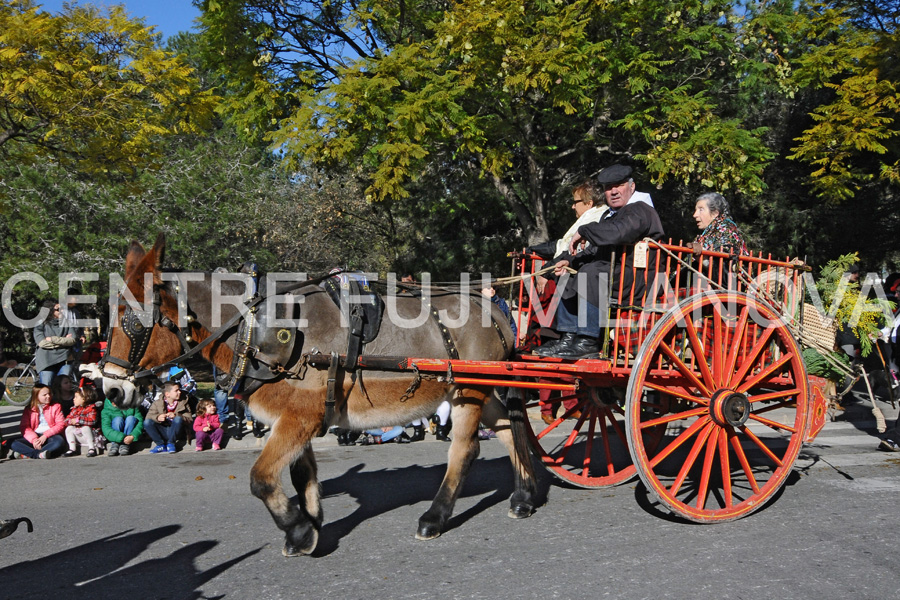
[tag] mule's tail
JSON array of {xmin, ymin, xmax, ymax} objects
[{"xmin": 503, "ymin": 386, "xmax": 538, "ymax": 517}]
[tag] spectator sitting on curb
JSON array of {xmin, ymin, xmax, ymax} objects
[
  {"xmin": 63, "ymin": 385, "xmax": 99, "ymax": 457},
  {"xmin": 10, "ymin": 383, "xmax": 67, "ymax": 459},
  {"xmin": 193, "ymin": 398, "xmax": 224, "ymax": 451},
  {"xmin": 144, "ymin": 381, "xmax": 192, "ymax": 454},
  {"xmin": 101, "ymin": 390, "xmax": 144, "ymax": 457},
  {"xmin": 359, "ymin": 426, "xmax": 411, "ymax": 445}
]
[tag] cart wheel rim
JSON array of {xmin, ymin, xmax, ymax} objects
[{"xmin": 625, "ymin": 290, "xmax": 810, "ymax": 522}]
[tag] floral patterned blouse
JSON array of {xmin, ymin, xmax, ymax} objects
[{"xmin": 696, "ymin": 213, "xmax": 748, "ymax": 255}]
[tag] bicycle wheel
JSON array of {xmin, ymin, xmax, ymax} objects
[{"xmin": 3, "ymin": 365, "xmax": 37, "ymax": 406}]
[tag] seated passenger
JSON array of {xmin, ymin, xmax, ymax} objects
[
  {"xmin": 533, "ymin": 164, "xmax": 665, "ymax": 359},
  {"xmin": 529, "ymin": 181, "xmax": 608, "ymax": 274},
  {"xmin": 691, "ymin": 192, "xmax": 748, "ymax": 254}
]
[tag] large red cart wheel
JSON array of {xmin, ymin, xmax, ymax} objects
[
  {"xmin": 625, "ymin": 291, "xmax": 810, "ymax": 522},
  {"xmin": 524, "ymin": 385, "xmax": 669, "ymax": 488}
]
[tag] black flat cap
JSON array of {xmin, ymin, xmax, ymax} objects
[{"xmin": 596, "ymin": 164, "xmax": 633, "ymax": 185}]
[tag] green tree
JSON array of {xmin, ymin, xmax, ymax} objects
[
  {"xmin": 0, "ymin": 0, "xmax": 217, "ymax": 178},
  {"xmin": 200, "ymin": 0, "xmax": 791, "ymax": 245},
  {"xmin": 787, "ymin": 0, "xmax": 900, "ymax": 201}
]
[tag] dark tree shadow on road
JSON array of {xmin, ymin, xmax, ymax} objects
[
  {"xmin": 0, "ymin": 525, "xmax": 262, "ymax": 600},
  {"xmin": 313, "ymin": 455, "xmax": 551, "ymax": 556}
]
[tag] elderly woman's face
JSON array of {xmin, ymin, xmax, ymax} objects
[{"xmin": 693, "ymin": 199, "xmax": 718, "ymax": 230}]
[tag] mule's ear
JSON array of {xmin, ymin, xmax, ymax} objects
[
  {"xmin": 124, "ymin": 241, "xmax": 146, "ymax": 278},
  {"xmin": 151, "ymin": 233, "xmax": 166, "ymax": 270}
]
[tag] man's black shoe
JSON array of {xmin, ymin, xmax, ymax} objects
[
  {"xmin": 532, "ymin": 332, "xmax": 576, "ymax": 357},
  {"xmin": 551, "ymin": 334, "xmax": 600, "ymax": 359}
]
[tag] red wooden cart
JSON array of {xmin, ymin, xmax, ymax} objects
[{"xmin": 347, "ymin": 241, "xmax": 829, "ymax": 523}]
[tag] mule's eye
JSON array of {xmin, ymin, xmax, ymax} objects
[{"xmin": 133, "ymin": 322, "xmax": 144, "ymax": 331}]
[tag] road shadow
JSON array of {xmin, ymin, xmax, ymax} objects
[
  {"xmin": 0, "ymin": 525, "xmax": 262, "ymax": 600},
  {"xmin": 313, "ymin": 455, "xmax": 551, "ymax": 556},
  {"xmin": 632, "ymin": 468, "xmax": 802, "ymax": 523}
]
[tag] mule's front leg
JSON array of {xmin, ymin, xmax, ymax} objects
[
  {"xmin": 250, "ymin": 417, "xmax": 321, "ymax": 556},
  {"xmin": 416, "ymin": 395, "xmax": 483, "ymax": 540}
]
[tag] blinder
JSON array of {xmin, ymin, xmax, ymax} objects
[{"xmin": 99, "ymin": 283, "xmax": 196, "ymax": 380}]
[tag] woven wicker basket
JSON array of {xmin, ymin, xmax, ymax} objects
[{"xmin": 799, "ymin": 303, "xmax": 837, "ymax": 352}]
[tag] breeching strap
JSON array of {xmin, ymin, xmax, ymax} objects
[{"xmin": 320, "ymin": 352, "xmax": 341, "ymax": 437}]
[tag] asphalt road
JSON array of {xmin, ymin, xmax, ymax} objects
[{"xmin": 0, "ymin": 400, "xmax": 898, "ymax": 600}]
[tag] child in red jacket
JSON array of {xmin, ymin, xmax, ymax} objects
[
  {"xmin": 11, "ymin": 383, "xmax": 67, "ymax": 459},
  {"xmin": 193, "ymin": 398, "xmax": 223, "ymax": 451},
  {"xmin": 64, "ymin": 385, "xmax": 99, "ymax": 457}
]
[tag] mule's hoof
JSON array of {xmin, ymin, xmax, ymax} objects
[
  {"xmin": 415, "ymin": 523, "xmax": 442, "ymax": 541},
  {"xmin": 508, "ymin": 502, "xmax": 534, "ymax": 519},
  {"xmin": 282, "ymin": 541, "xmax": 316, "ymax": 557},
  {"xmin": 282, "ymin": 527, "xmax": 318, "ymax": 556}
]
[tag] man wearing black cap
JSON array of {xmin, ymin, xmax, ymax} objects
[{"xmin": 533, "ymin": 164, "xmax": 664, "ymax": 358}]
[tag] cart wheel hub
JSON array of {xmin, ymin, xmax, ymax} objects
[
  {"xmin": 710, "ymin": 389, "xmax": 750, "ymax": 427},
  {"xmin": 589, "ymin": 386, "xmax": 622, "ymax": 408}
]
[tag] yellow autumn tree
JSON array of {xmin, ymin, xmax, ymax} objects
[{"xmin": 0, "ymin": 0, "xmax": 217, "ymax": 177}]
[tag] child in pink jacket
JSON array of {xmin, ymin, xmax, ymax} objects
[
  {"xmin": 11, "ymin": 383, "xmax": 67, "ymax": 459},
  {"xmin": 193, "ymin": 398, "xmax": 224, "ymax": 451}
]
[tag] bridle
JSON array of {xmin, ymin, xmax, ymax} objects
[
  {"xmin": 97, "ymin": 269, "xmax": 342, "ymax": 386},
  {"xmin": 99, "ymin": 281, "xmax": 197, "ymax": 383}
]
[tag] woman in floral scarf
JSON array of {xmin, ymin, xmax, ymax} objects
[{"xmin": 693, "ymin": 192, "xmax": 748, "ymax": 254}]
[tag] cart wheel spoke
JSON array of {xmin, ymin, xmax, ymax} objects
[
  {"xmin": 728, "ymin": 326, "xmax": 775, "ymax": 389},
  {"xmin": 696, "ymin": 427, "xmax": 721, "ymax": 511},
  {"xmin": 729, "ymin": 430, "xmax": 760, "ymax": 494},
  {"xmin": 718, "ymin": 428, "xmax": 733, "ymax": 508},
  {"xmin": 669, "ymin": 420, "xmax": 714, "ymax": 497},
  {"xmin": 648, "ymin": 415, "xmax": 711, "ymax": 469},
  {"xmin": 723, "ymin": 306, "xmax": 750, "ymax": 382},
  {"xmin": 712, "ymin": 304, "xmax": 725, "ymax": 384},
  {"xmin": 578, "ymin": 405, "xmax": 597, "ymax": 476},
  {"xmin": 684, "ymin": 315, "xmax": 716, "ymax": 391},
  {"xmin": 659, "ymin": 340, "xmax": 711, "ymax": 397}
]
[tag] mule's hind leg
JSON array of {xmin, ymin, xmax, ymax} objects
[
  {"xmin": 249, "ymin": 412, "xmax": 321, "ymax": 556},
  {"xmin": 481, "ymin": 390, "xmax": 537, "ymax": 519},
  {"xmin": 289, "ymin": 446, "xmax": 323, "ymax": 532},
  {"xmin": 416, "ymin": 390, "xmax": 484, "ymax": 540}
]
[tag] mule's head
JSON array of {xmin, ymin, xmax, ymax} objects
[{"xmin": 99, "ymin": 234, "xmax": 190, "ymax": 407}]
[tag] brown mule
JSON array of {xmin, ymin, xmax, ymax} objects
[{"xmin": 98, "ymin": 234, "xmax": 537, "ymax": 556}]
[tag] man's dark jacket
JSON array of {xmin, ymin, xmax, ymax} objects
[{"xmin": 558, "ymin": 201, "xmax": 665, "ymax": 306}]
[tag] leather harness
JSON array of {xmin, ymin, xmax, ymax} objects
[{"xmin": 101, "ymin": 273, "xmax": 508, "ymax": 438}]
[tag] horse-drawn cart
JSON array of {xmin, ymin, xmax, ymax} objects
[{"xmin": 99, "ymin": 235, "xmax": 831, "ymax": 554}]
